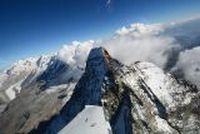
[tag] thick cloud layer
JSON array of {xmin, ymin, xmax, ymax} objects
[
  {"xmin": 57, "ymin": 40, "xmax": 94, "ymax": 68},
  {"xmin": 56, "ymin": 17, "xmax": 200, "ymax": 87},
  {"xmin": 102, "ymin": 23, "xmax": 180, "ymax": 68},
  {"xmin": 172, "ymin": 47, "xmax": 200, "ymax": 87}
]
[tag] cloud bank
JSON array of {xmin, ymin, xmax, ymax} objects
[
  {"xmin": 172, "ymin": 47, "xmax": 200, "ymax": 87},
  {"xmin": 102, "ymin": 23, "xmax": 180, "ymax": 68},
  {"xmin": 57, "ymin": 40, "xmax": 94, "ymax": 68},
  {"xmin": 56, "ymin": 17, "xmax": 200, "ymax": 87}
]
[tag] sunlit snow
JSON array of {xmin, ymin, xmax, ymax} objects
[{"xmin": 58, "ymin": 105, "xmax": 112, "ymax": 134}]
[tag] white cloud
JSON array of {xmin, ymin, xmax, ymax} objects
[
  {"xmin": 102, "ymin": 23, "xmax": 180, "ymax": 68},
  {"xmin": 172, "ymin": 47, "xmax": 200, "ymax": 88},
  {"xmin": 103, "ymin": 17, "xmax": 200, "ymax": 69},
  {"xmin": 115, "ymin": 23, "xmax": 164, "ymax": 36},
  {"xmin": 56, "ymin": 17, "xmax": 200, "ymax": 87},
  {"xmin": 57, "ymin": 40, "xmax": 95, "ymax": 68},
  {"xmin": 57, "ymin": 22, "xmax": 181, "ymax": 70}
]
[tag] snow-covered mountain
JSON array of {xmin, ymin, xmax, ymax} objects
[
  {"xmin": 0, "ymin": 41, "xmax": 94, "ymax": 106},
  {"xmin": 0, "ymin": 47, "xmax": 199, "ymax": 134},
  {"xmin": 0, "ymin": 55, "xmax": 51, "ymax": 104},
  {"xmin": 0, "ymin": 53, "xmax": 86, "ymax": 116}
]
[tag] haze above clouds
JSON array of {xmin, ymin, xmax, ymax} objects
[{"xmin": 56, "ymin": 17, "xmax": 200, "ymax": 87}]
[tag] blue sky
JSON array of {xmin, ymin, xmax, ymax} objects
[{"xmin": 0, "ymin": 0, "xmax": 200, "ymax": 69}]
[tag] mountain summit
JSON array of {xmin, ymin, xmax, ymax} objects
[{"xmin": 0, "ymin": 47, "xmax": 200, "ymax": 134}]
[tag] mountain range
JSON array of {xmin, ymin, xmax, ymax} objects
[{"xmin": 0, "ymin": 47, "xmax": 199, "ymax": 134}]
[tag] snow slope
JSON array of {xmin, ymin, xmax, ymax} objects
[
  {"xmin": 134, "ymin": 62, "xmax": 193, "ymax": 109},
  {"xmin": 58, "ymin": 105, "xmax": 112, "ymax": 134}
]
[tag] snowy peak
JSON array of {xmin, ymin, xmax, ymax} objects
[
  {"xmin": 36, "ymin": 55, "xmax": 51, "ymax": 69},
  {"xmin": 6, "ymin": 58, "xmax": 37, "ymax": 76},
  {"xmin": 0, "ymin": 55, "xmax": 51, "ymax": 102},
  {"xmin": 2, "ymin": 55, "xmax": 51, "ymax": 79}
]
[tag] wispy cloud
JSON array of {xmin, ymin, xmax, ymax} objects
[{"xmin": 106, "ymin": 0, "xmax": 112, "ymax": 6}]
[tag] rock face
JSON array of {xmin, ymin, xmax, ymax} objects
[{"xmin": 0, "ymin": 47, "xmax": 200, "ymax": 134}]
